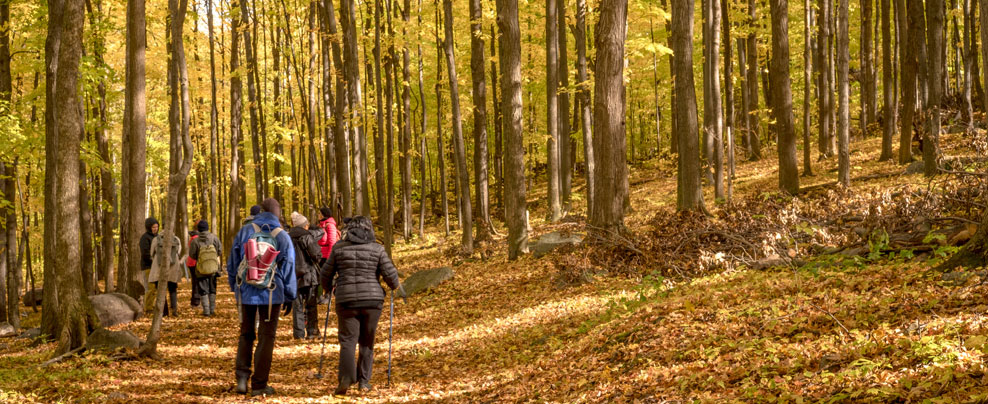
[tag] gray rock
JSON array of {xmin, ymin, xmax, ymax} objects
[
  {"xmin": 18, "ymin": 327, "xmax": 40, "ymax": 340},
  {"xmin": 904, "ymin": 161, "xmax": 925, "ymax": 175},
  {"xmin": 530, "ymin": 231, "xmax": 584, "ymax": 258},
  {"xmin": 89, "ymin": 293, "xmax": 142, "ymax": 328},
  {"xmin": 105, "ymin": 392, "xmax": 128, "ymax": 401},
  {"xmin": 85, "ymin": 328, "xmax": 142, "ymax": 351},
  {"xmin": 22, "ymin": 288, "xmax": 43, "ymax": 307},
  {"xmin": 0, "ymin": 323, "xmax": 14, "ymax": 338},
  {"xmin": 402, "ymin": 267, "xmax": 454, "ymax": 296}
]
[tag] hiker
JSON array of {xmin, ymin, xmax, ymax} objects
[
  {"xmin": 188, "ymin": 230, "xmax": 202, "ymax": 308},
  {"xmin": 288, "ymin": 212, "xmax": 325, "ymax": 339},
  {"xmin": 243, "ymin": 204, "xmax": 262, "ymax": 226},
  {"xmin": 148, "ymin": 230, "xmax": 183, "ymax": 317},
  {"xmin": 320, "ymin": 215, "xmax": 405, "ymax": 395},
  {"xmin": 189, "ymin": 220, "xmax": 223, "ymax": 316},
  {"xmin": 317, "ymin": 207, "xmax": 341, "ymax": 263},
  {"xmin": 227, "ymin": 198, "xmax": 297, "ymax": 397},
  {"xmin": 139, "ymin": 217, "xmax": 158, "ymax": 307}
]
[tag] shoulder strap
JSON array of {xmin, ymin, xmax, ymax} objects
[
  {"xmin": 252, "ymin": 223, "xmax": 261, "ymax": 233},
  {"xmin": 270, "ymin": 227, "xmax": 283, "ymax": 238}
]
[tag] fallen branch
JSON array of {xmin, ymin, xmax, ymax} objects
[{"xmin": 40, "ymin": 346, "xmax": 85, "ymax": 368}]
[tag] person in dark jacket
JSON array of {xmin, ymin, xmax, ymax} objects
[
  {"xmin": 288, "ymin": 212, "xmax": 325, "ymax": 339},
  {"xmin": 242, "ymin": 204, "xmax": 262, "ymax": 226},
  {"xmin": 189, "ymin": 220, "xmax": 223, "ymax": 316},
  {"xmin": 228, "ymin": 198, "xmax": 296, "ymax": 397},
  {"xmin": 188, "ymin": 230, "xmax": 202, "ymax": 308},
  {"xmin": 320, "ymin": 215, "xmax": 405, "ymax": 395},
  {"xmin": 139, "ymin": 217, "xmax": 159, "ymax": 272}
]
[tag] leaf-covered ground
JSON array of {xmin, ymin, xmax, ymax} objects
[{"xmin": 2, "ymin": 134, "xmax": 988, "ymax": 403}]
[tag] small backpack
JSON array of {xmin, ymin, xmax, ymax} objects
[
  {"xmin": 196, "ymin": 237, "xmax": 221, "ymax": 276},
  {"xmin": 236, "ymin": 223, "xmax": 283, "ymax": 290},
  {"xmin": 186, "ymin": 234, "xmax": 199, "ymax": 267}
]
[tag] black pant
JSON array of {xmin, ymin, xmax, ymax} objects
[
  {"xmin": 197, "ymin": 275, "xmax": 217, "ymax": 297},
  {"xmin": 336, "ymin": 305, "xmax": 382, "ymax": 387},
  {"xmin": 293, "ymin": 286, "xmax": 320, "ymax": 338},
  {"xmin": 190, "ymin": 269, "xmax": 201, "ymax": 306},
  {"xmin": 235, "ymin": 304, "xmax": 281, "ymax": 391},
  {"xmin": 152, "ymin": 281, "xmax": 178, "ymax": 316}
]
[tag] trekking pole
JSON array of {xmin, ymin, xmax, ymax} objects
[
  {"xmin": 387, "ymin": 289, "xmax": 394, "ymax": 387},
  {"xmin": 314, "ymin": 288, "xmax": 334, "ymax": 379}
]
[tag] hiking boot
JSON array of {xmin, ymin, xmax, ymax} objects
[
  {"xmin": 235, "ymin": 375, "xmax": 248, "ymax": 394},
  {"xmin": 333, "ymin": 383, "xmax": 349, "ymax": 396},
  {"xmin": 358, "ymin": 382, "xmax": 372, "ymax": 392},
  {"xmin": 250, "ymin": 386, "xmax": 276, "ymax": 397}
]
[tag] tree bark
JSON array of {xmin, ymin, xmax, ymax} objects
[
  {"xmin": 545, "ymin": 0, "xmax": 562, "ymax": 222},
  {"xmin": 861, "ymin": 0, "xmax": 876, "ymax": 136},
  {"xmin": 926, "ymin": 0, "xmax": 944, "ymax": 177},
  {"xmin": 117, "ymin": 0, "xmax": 148, "ymax": 304},
  {"xmin": 45, "ymin": 0, "xmax": 99, "ymax": 353},
  {"xmin": 321, "ymin": 0, "xmax": 351, "ymax": 219},
  {"xmin": 837, "ymin": 0, "xmax": 850, "ymax": 187},
  {"xmin": 674, "ymin": 0, "xmax": 703, "ymax": 212},
  {"xmin": 818, "ymin": 0, "xmax": 835, "ymax": 158},
  {"xmin": 722, "ymin": 0, "xmax": 735, "ymax": 201},
  {"xmin": 963, "ymin": 0, "xmax": 975, "ymax": 127},
  {"xmin": 981, "ymin": 0, "xmax": 988, "ymax": 112},
  {"xmin": 400, "ymin": 0, "xmax": 413, "ymax": 241},
  {"xmin": 372, "ymin": 0, "xmax": 390, "ymax": 252},
  {"xmin": 899, "ymin": 0, "xmax": 921, "ymax": 164},
  {"xmin": 769, "ymin": 0, "xmax": 800, "ymax": 194},
  {"xmin": 575, "ymin": 0, "xmax": 594, "ymax": 215},
  {"xmin": 469, "ymin": 0, "xmax": 491, "ymax": 236},
  {"xmin": 879, "ymin": 0, "xmax": 895, "ymax": 161},
  {"xmin": 590, "ymin": 0, "xmax": 629, "ymax": 231},
  {"xmin": 341, "ymin": 0, "xmax": 370, "ymax": 216},
  {"xmin": 703, "ymin": 0, "xmax": 724, "ymax": 199},
  {"xmin": 802, "ymin": 0, "xmax": 814, "ymax": 175},
  {"xmin": 443, "ymin": 0, "xmax": 474, "ymax": 253},
  {"xmin": 558, "ymin": 0, "xmax": 572, "ymax": 208},
  {"xmin": 745, "ymin": 0, "xmax": 762, "ymax": 160},
  {"xmin": 435, "ymin": 3, "xmax": 449, "ymax": 236},
  {"xmin": 496, "ymin": 0, "xmax": 528, "ymax": 259}
]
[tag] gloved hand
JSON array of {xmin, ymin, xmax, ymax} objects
[
  {"xmin": 283, "ymin": 302, "xmax": 293, "ymax": 316},
  {"xmin": 397, "ymin": 286, "xmax": 408, "ymax": 304}
]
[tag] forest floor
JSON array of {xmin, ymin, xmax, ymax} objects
[{"xmin": 2, "ymin": 130, "xmax": 988, "ymax": 403}]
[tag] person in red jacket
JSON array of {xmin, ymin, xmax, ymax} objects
[{"xmin": 318, "ymin": 207, "xmax": 341, "ymax": 262}]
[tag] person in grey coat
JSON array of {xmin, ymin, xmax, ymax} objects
[
  {"xmin": 288, "ymin": 211, "xmax": 325, "ymax": 339},
  {"xmin": 320, "ymin": 216, "xmax": 405, "ymax": 395}
]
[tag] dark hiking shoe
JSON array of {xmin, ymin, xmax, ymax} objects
[
  {"xmin": 235, "ymin": 375, "xmax": 248, "ymax": 394},
  {"xmin": 334, "ymin": 383, "xmax": 349, "ymax": 396},
  {"xmin": 250, "ymin": 386, "xmax": 276, "ymax": 397},
  {"xmin": 358, "ymin": 382, "xmax": 372, "ymax": 392}
]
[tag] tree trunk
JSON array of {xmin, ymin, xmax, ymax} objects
[
  {"xmin": 142, "ymin": 0, "xmax": 193, "ymax": 357},
  {"xmin": 722, "ymin": 0, "xmax": 735, "ymax": 201},
  {"xmin": 899, "ymin": 0, "xmax": 921, "ymax": 164},
  {"xmin": 575, "ymin": 0, "xmax": 594, "ymax": 215},
  {"xmin": 372, "ymin": 0, "xmax": 390, "ymax": 252},
  {"xmin": 442, "ymin": 0, "xmax": 474, "ymax": 253},
  {"xmin": 241, "ymin": 0, "xmax": 263, "ymax": 203},
  {"xmin": 400, "ymin": 0, "xmax": 413, "ymax": 241},
  {"xmin": 746, "ymin": 0, "xmax": 762, "ymax": 160},
  {"xmin": 769, "ymin": 0, "xmax": 800, "ymax": 194},
  {"xmin": 926, "ymin": 0, "xmax": 944, "ymax": 177},
  {"xmin": 0, "ymin": 0, "xmax": 13, "ymax": 326},
  {"xmin": 837, "ymin": 0, "xmax": 850, "ymax": 187},
  {"xmin": 545, "ymin": 0, "xmax": 562, "ymax": 222},
  {"xmin": 558, "ymin": 0, "xmax": 572, "ymax": 208},
  {"xmin": 862, "ymin": 0, "xmax": 876, "ymax": 136},
  {"xmin": 117, "ymin": 0, "xmax": 148, "ymax": 304},
  {"xmin": 417, "ymin": 0, "xmax": 426, "ymax": 238},
  {"xmin": 491, "ymin": 25, "xmax": 503, "ymax": 218},
  {"xmin": 818, "ymin": 0, "xmax": 835, "ymax": 158},
  {"xmin": 981, "ymin": 0, "xmax": 988, "ymax": 112},
  {"xmin": 674, "ymin": 0, "xmax": 703, "ymax": 212},
  {"xmin": 879, "ymin": 0, "xmax": 895, "ymax": 161},
  {"xmin": 590, "ymin": 0, "xmax": 628, "ymax": 232},
  {"xmin": 703, "ymin": 0, "xmax": 724, "ymax": 199},
  {"xmin": 496, "ymin": 0, "xmax": 528, "ymax": 259},
  {"xmin": 2, "ymin": 163, "xmax": 17, "ymax": 329},
  {"xmin": 435, "ymin": 3, "xmax": 449, "ymax": 236},
  {"xmin": 341, "ymin": 0, "xmax": 369, "ymax": 216},
  {"xmin": 469, "ymin": 0, "xmax": 491, "ymax": 237},
  {"xmin": 45, "ymin": 0, "xmax": 99, "ymax": 354},
  {"xmin": 963, "ymin": 0, "xmax": 975, "ymax": 128},
  {"xmin": 322, "ymin": 0, "xmax": 351, "ymax": 219},
  {"xmin": 803, "ymin": 0, "xmax": 815, "ymax": 175},
  {"xmin": 79, "ymin": 161, "xmax": 94, "ymax": 295}
]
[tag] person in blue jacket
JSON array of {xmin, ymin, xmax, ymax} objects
[{"xmin": 227, "ymin": 198, "xmax": 297, "ymax": 397}]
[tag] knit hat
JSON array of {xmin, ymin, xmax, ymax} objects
[
  {"xmin": 196, "ymin": 220, "xmax": 208, "ymax": 232},
  {"xmin": 249, "ymin": 205, "xmax": 262, "ymax": 216},
  {"xmin": 320, "ymin": 207, "xmax": 333, "ymax": 219},
  {"xmin": 290, "ymin": 211, "xmax": 309, "ymax": 228}
]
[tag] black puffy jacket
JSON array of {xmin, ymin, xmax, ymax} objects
[
  {"xmin": 320, "ymin": 217, "xmax": 401, "ymax": 305},
  {"xmin": 139, "ymin": 217, "xmax": 159, "ymax": 270},
  {"xmin": 289, "ymin": 226, "xmax": 324, "ymax": 289}
]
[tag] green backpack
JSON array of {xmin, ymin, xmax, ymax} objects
[{"xmin": 196, "ymin": 238, "xmax": 221, "ymax": 276}]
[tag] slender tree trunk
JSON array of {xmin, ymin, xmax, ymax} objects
[
  {"xmin": 963, "ymin": 0, "xmax": 975, "ymax": 127},
  {"xmin": 837, "ymin": 0, "xmax": 850, "ymax": 186},
  {"xmin": 981, "ymin": 0, "xmax": 988, "ymax": 112},
  {"xmin": 803, "ymin": 0, "xmax": 814, "ymax": 175},
  {"xmin": 746, "ymin": 0, "xmax": 762, "ymax": 160},
  {"xmin": 400, "ymin": 0, "xmax": 413, "ymax": 241},
  {"xmin": 117, "ymin": 0, "xmax": 148, "ymax": 304},
  {"xmin": 862, "ymin": 0, "xmax": 876, "ymax": 135},
  {"xmin": 545, "ymin": 0, "xmax": 562, "ymax": 222},
  {"xmin": 558, "ymin": 0, "xmax": 572, "ymax": 208},
  {"xmin": 469, "ymin": 0, "xmax": 491, "ymax": 237},
  {"xmin": 45, "ymin": 0, "xmax": 98, "ymax": 353},
  {"xmin": 241, "ymin": 0, "xmax": 263, "ymax": 203},
  {"xmin": 0, "ymin": 0, "xmax": 10, "ymax": 325},
  {"xmin": 442, "ymin": 0, "xmax": 474, "ymax": 253},
  {"xmin": 879, "ymin": 0, "xmax": 895, "ymax": 161},
  {"xmin": 79, "ymin": 161, "xmax": 94, "ymax": 295},
  {"xmin": 770, "ymin": 0, "xmax": 800, "ymax": 194},
  {"xmin": 926, "ymin": 0, "xmax": 944, "ymax": 176},
  {"xmin": 703, "ymin": 0, "xmax": 724, "ymax": 199},
  {"xmin": 722, "ymin": 0, "xmax": 735, "ymax": 201},
  {"xmin": 491, "ymin": 25, "xmax": 503, "ymax": 218},
  {"xmin": 496, "ymin": 0, "xmax": 528, "ymax": 259},
  {"xmin": 322, "ymin": 0, "xmax": 351, "ymax": 219},
  {"xmin": 899, "ymin": 0, "xmax": 920, "ymax": 164},
  {"xmin": 229, "ymin": 0, "xmax": 244, "ymax": 243},
  {"xmin": 818, "ymin": 0, "xmax": 835, "ymax": 158},
  {"xmin": 575, "ymin": 0, "xmax": 593, "ymax": 215},
  {"xmin": 674, "ymin": 0, "xmax": 703, "ymax": 212},
  {"xmin": 435, "ymin": 4, "xmax": 450, "ymax": 236},
  {"xmin": 2, "ymin": 162, "xmax": 17, "ymax": 329},
  {"xmin": 372, "ymin": 0, "xmax": 389, "ymax": 251},
  {"xmin": 341, "ymin": 0, "xmax": 369, "ymax": 216},
  {"xmin": 417, "ymin": 0, "xmax": 426, "ymax": 237}
]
